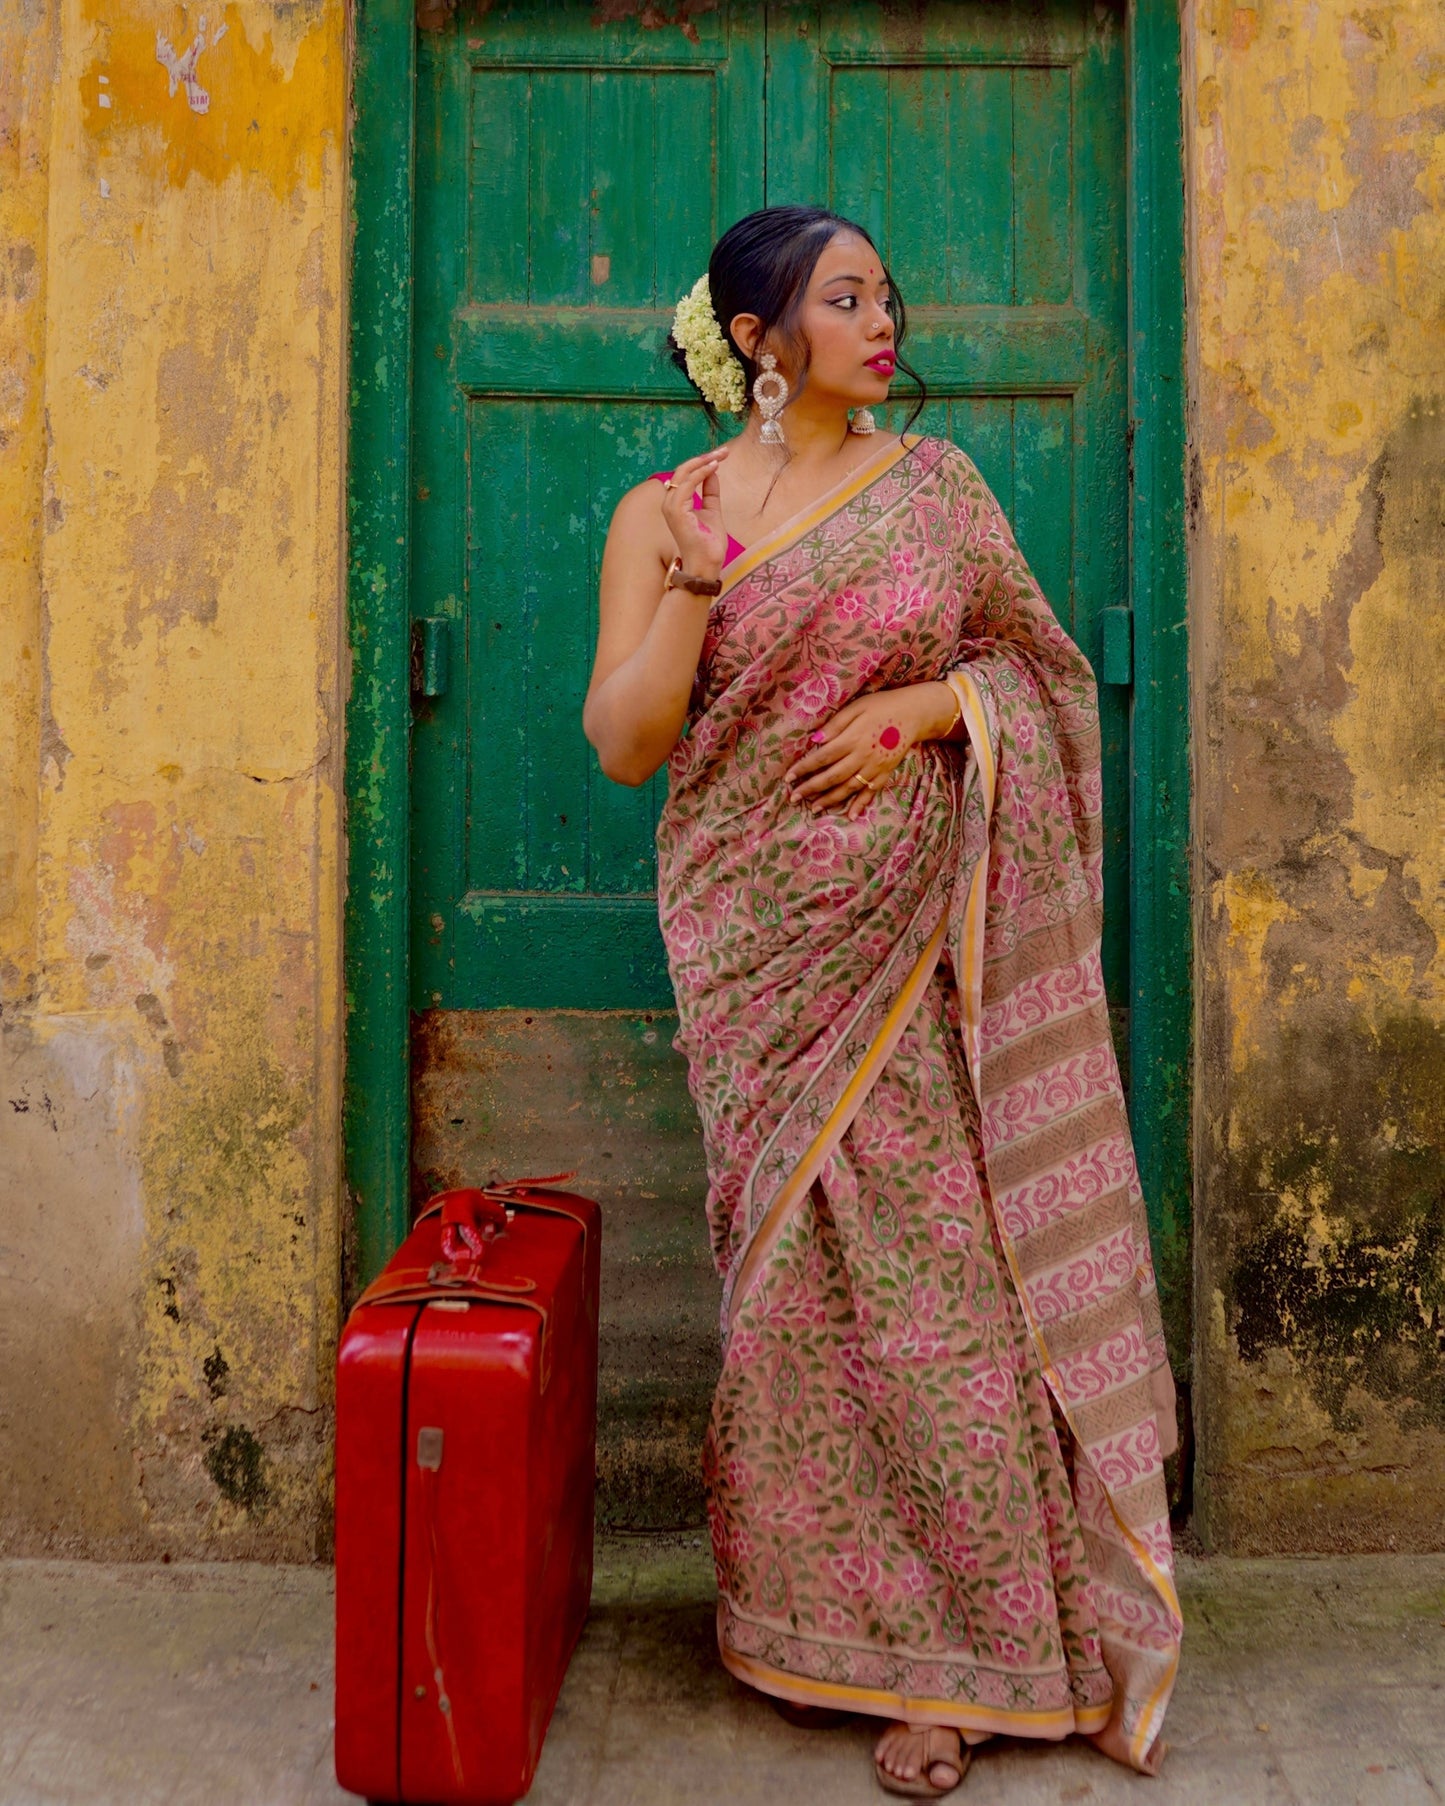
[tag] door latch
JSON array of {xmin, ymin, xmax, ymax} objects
[{"xmin": 411, "ymin": 616, "xmax": 450, "ymax": 699}]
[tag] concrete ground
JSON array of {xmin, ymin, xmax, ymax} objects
[{"xmin": 0, "ymin": 1540, "xmax": 1441, "ymax": 1806}]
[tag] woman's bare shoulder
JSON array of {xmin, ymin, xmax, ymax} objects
[
  {"xmin": 605, "ymin": 476, "xmax": 674, "ymax": 557},
  {"xmin": 610, "ymin": 474, "xmax": 669, "ymax": 522}
]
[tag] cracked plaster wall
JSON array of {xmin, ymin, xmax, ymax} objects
[
  {"xmin": 1186, "ymin": 0, "xmax": 1445, "ymax": 1551},
  {"xmin": 0, "ymin": 0, "xmax": 347, "ymax": 1557}
]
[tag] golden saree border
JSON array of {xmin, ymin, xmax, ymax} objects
[
  {"xmin": 727, "ymin": 906, "xmax": 952, "ymax": 1330},
  {"xmin": 719, "ymin": 1638, "xmax": 1113, "ymax": 1741},
  {"xmin": 716, "ymin": 435, "xmax": 916, "ymax": 602}
]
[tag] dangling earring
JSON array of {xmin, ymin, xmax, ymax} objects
[
  {"xmin": 753, "ymin": 352, "xmax": 789, "ymax": 446},
  {"xmin": 850, "ymin": 408, "xmax": 877, "ymax": 436}
]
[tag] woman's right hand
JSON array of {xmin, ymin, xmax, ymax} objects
[{"xmin": 659, "ymin": 444, "xmax": 731, "ymax": 581}]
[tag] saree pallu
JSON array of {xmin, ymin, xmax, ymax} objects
[{"xmin": 656, "ymin": 435, "xmax": 1181, "ymax": 1773}]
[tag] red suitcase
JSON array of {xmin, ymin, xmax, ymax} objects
[{"xmin": 335, "ymin": 1178, "xmax": 600, "ymax": 1805}]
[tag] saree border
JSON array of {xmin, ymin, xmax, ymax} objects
[
  {"xmin": 726, "ymin": 903, "xmax": 953, "ymax": 1331},
  {"xmin": 716, "ymin": 435, "xmax": 916, "ymax": 602},
  {"xmin": 951, "ymin": 677, "xmax": 1182, "ymax": 1771},
  {"xmin": 718, "ymin": 1638, "xmax": 1114, "ymax": 1741}
]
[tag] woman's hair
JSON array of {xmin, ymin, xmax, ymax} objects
[{"xmin": 668, "ymin": 204, "xmax": 927, "ymax": 433}]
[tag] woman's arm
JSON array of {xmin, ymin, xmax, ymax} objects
[{"xmin": 583, "ymin": 447, "xmax": 730, "ymax": 786}]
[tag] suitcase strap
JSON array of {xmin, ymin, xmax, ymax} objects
[{"xmin": 354, "ymin": 1269, "xmax": 555, "ymax": 1390}]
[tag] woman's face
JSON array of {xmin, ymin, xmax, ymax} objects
[{"xmin": 791, "ymin": 230, "xmax": 897, "ymax": 405}]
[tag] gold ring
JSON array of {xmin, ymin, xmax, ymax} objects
[
  {"xmin": 662, "ymin": 479, "xmax": 676, "ymax": 491},
  {"xmin": 851, "ymin": 773, "xmax": 871, "ymax": 791}
]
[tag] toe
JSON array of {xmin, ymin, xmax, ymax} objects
[{"xmin": 878, "ymin": 1731, "xmax": 914, "ymax": 1778}]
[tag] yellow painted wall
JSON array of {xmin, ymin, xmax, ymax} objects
[
  {"xmin": 1186, "ymin": 0, "xmax": 1445, "ymax": 1550},
  {"xmin": 0, "ymin": 0, "xmax": 347, "ymax": 1556}
]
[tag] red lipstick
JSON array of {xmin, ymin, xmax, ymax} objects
[{"xmin": 865, "ymin": 351, "xmax": 896, "ymax": 376}]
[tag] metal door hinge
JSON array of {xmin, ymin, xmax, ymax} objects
[
  {"xmin": 1100, "ymin": 607, "xmax": 1133, "ymax": 686},
  {"xmin": 411, "ymin": 617, "xmax": 450, "ymax": 699}
]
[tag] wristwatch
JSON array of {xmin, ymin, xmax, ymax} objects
[{"xmin": 666, "ymin": 557, "xmax": 723, "ymax": 597}]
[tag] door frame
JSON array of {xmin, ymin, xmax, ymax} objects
[{"xmin": 344, "ymin": 0, "xmax": 1192, "ymax": 1352}]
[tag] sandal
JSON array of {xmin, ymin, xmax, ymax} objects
[{"xmin": 873, "ymin": 1725, "xmax": 971, "ymax": 1798}]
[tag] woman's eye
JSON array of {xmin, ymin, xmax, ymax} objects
[{"xmin": 833, "ymin": 295, "xmax": 858, "ymax": 310}]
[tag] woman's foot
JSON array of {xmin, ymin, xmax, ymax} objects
[{"xmin": 873, "ymin": 1722, "xmax": 968, "ymax": 1797}]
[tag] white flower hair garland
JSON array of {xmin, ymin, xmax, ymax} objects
[{"xmin": 672, "ymin": 275, "xmax": 747, "ymax": 416}]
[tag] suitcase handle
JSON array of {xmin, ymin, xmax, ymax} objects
[
  {"xmin": 432, "ymin": 1189, "xmax": 511, "ymax": 1265},
  {"xmin": 415, "ymin": 1174, "xmax": 586, "ymax": 1266}
]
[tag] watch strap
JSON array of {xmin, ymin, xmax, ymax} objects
[{"xmin": 666, "ymin": 558, "xmax": 723, "ymax": 598}]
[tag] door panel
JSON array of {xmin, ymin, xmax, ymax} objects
[
  {"xmin": 456, "ymin": 398, "xmax": 727, "ymax": 1008},
  {"xmin": 412, "ymin": 0, "xmax": 1127, "ymax": 1013},
  {"xmin": 410, "ymin": 5, "xmax": 764, "ymax": 1010}
]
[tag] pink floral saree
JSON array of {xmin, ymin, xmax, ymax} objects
[{"xmin": 655, "ymin": 434, "xmax": 1181, "ymax": 1772}]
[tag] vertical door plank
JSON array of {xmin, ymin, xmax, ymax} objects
[
  {"xmin": 466, "ymin": 401, "xmax": 532, "ymax": 891},
  {"xmin": 1012, "ymin": 66, "xmax": 1073, "ymax": 305},
  {"xmin": 416, "ymin": 5, "xmax": 766, "ymax": 1008},
  {"xmin": 653, "ymin": 73, "xmax": 719, "ymax": 304},
  {"xmin": 524, "ymin": 404, "xmax": 593, "ymax": 893},
  {"xmin": 589, "ymin": 71, "xmax": 654, "ymax": 307},
  {"xmin": 468, "ymin": 71, "xmax": 530, "ymax": 301},
  {"xmin": 764, "ymin": 2, "xmax": 825, "ymax": 210},
  {"xmin": 529, "ymin": 71, "xmax": 591, "ymax": 304},
  {"xmin": 1011, "ymin": 394, "xmax": 1074, "ymax": 632},
  {"xmin": 949, "ymin": 68, "xmax": 1014, "ymax": 304},
  {"xmin": 887, "ymin": 68, "xmax": 949, "ymax": 305},
  {"xmin": 828, "ymin": 66, "xmax": 890, "ymax": 246}
]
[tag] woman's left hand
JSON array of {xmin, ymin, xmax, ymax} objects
[{"xmin": 786, "ymin": 682, "xmax": 959, "ymax": 819}]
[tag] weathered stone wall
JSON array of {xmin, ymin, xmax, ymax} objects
[
  {"xmin": 0, "ymin": 0, "xmax": 347, "ymax": 1557},
  {"xmin": 1187, "ymin": 0, "xmax": 1445, "ymax": 1551}
]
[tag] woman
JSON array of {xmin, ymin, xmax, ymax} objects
[{"xmin": 584, "ymin": 206, "xmax": 1180, "ymax": 1797}]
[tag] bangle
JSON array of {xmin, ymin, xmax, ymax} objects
[
  {"xmin": 939, "ymin": 677, "xmax": 964, "ymax": 737},
  {"xmin": 666, "ymin": 558, "xmax": 722, "ymax": 598}
]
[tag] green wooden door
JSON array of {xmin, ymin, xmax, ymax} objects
[
  {"xmin": 411, "ymin": 1, "xmax": 1128, "ymax": 1016},
  {"xmin": 410, "ymin": 4, "xmax": 764, "ymax": 1011}
]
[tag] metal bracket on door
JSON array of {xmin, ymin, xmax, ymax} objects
[{"xmin": 411, "ymin": 617, "xmax": 450, "ymax": 699}]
